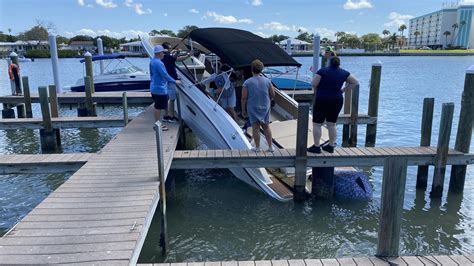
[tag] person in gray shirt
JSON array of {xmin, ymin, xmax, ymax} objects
[{"xmin": 241, "ymin": 59, "xmax": 275, "ymax": 152}]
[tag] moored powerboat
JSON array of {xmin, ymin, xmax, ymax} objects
[{"xmin": 263, "ymin": 67, "xmax": 312, "ymax": 90}]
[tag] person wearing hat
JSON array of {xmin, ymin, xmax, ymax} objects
[
  {"xmin": 150, "ymin": 44, "xmax": 181, "ymax": 130},
  {"xmin": 161, "ymin": 42, "xmax": 192, "ymax": 123},
  {"xmin": 323, "ymin": 46, "xmax": 337, "ymax": 67}
]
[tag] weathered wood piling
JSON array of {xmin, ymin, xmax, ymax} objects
[
  {"xmin": 416, "ymin": 98, "xmax": 435, "ymax": 189},
  {"xmin": 365, "ymin": 62, "xmax": 382, "ymax": 147},
  {"xmin": 294, "ymin": 103, "xmax": 310, "ymax": 201}
]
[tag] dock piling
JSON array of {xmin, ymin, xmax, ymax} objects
[
  {"xmin": 449, "ymin": 66, "xmax": 474, "ymax": 193},
  {"xmin": 416, "ymin": 98, "xmax": 435, "ymax": 189},
  {"xmin": 377, "ymin": 157, "xmax": 408, "ymax": 257},
  {"xmin": 365, "ymin": 62, "xmax": 382, "ymax": 147},
  {"xmin": 38, "ymin": 86, "xmax": 59, "ymax": 151},
  {"xmin": 122, "ymin": 92, "xmax": 128, "ymax": 126},
  {"xmin": 349, "ymin": 84, "xmax": 360, "ymax": 147},
  {"xmin": 79, "ymin": 76, "xmax": 97, "ymax": 117},
  {"xmin": 430, "ymin": 102, "xmax": 454, "ymax": 198},
  {"xmin": 22, "ymin": 77, "xmax": 33, "ymax": 118},
  {"xmin": 294, "ymin": 103, "xmax": 310, "ymax": 201},
  {"xmin": 48, "ymin": 85, "xmax": 61, "ymax": 146},
  {"xmin": 154, "ymin": 121, "xmax": 168, "ymax": 255},
  {"xmin": 84, "ymin": 52, "xmax": 95, "ymax": 93},
  {"xmin": 48, "ymin": 34, "xmax": 62, "ymax": 93},
  {"xmin": 342, "ymin": 88, "xmax": 352, "ymax": 147},
  {"xmin": 1, "ymin": 104, "xmax": 15, "ymax": 119}
]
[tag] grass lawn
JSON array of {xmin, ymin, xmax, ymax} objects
[{"xmin": 400, "ymin": 49, "xmax": 474, "ymax": 54}]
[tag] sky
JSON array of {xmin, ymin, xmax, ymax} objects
[{"xmin": 1, "ymin": 0, "xmax": 473, "ymax": 40}]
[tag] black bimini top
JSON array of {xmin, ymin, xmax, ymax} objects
[{"xmin": 189, "ymin": 28, "xmax": 301, "ymax": 69}]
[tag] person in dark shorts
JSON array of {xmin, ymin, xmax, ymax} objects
[
  {"xmin": 149, "ymin": 45, "xmax": 181, "ymax": 130},
  {"xmin": 307, "ymin": 57, "xmax": 359, "ymax": 153}
]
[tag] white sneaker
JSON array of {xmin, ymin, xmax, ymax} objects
[
  {"xmin": 266, "ymin": 147, "xmax": 275, "ymax": 152},
  {"xmin": 251, "ymin": 147, "xmax": 261, "ymax": 152}
]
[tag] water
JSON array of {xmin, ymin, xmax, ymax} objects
[{"xmin": 0, "ymin": 56, "xmax": 473, "ymax": 261}]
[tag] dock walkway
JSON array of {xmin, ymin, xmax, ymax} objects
[
  {"xmin": 0, "ymin": 107, "xmax": 180, "ymax": 265},
  {"xmin": 0, "ymin": 153, "xmax": 93, "ymax": 174}
]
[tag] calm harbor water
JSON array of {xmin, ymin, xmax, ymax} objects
[{"xmin": 0, "ymin": 56, "xmax": 473, "ymax": 262}]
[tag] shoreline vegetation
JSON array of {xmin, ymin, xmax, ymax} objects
[{"xmin": 292, "ymin": 50, "xmax": 474, "ymax": 57}]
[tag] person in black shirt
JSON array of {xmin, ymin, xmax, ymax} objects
[{"xmin": 161, "ymin": 43, "xmax": 192, "ymax": 122}]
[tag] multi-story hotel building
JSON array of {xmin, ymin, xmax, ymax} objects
[{"xmin": 408, "ymin": 2, "xmax": 473, "ymax": 49}]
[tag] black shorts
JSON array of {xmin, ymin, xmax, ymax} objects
[
  {"xmin": 151, "ymin": 94, "xmax": 168, "ymax": 110},
  {"xmin": 312, "ymin": 96, "xmax": 344, "ymax": 123}
]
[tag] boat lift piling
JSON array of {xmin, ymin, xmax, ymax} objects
[
  {"xmin": 416, "ymin": 98, "xmax": 435, "ymax": 189},
  {"xmin": 22, "ymin": 76, "xmax": 33, "ymax": 118},
  {"xmin": 449, "ymin": 66, "xmax": 474, "ymax": 193},
  {"xmin": 48, "ymin": 85, "xmax": 62, "ymax": 146},
  {"xmin": 365, "ymin": 62, "xmax": 382, "ymax": 147},
  {"xmin": 48, "ymin": 34, "xmax": 62, "ymax": 93},
  {"xmin": 38, "ymin": 86, "xmax": 60, "ymax": 151},
  {"xmin": 294, "ymin": 103, "xmax": 310, "ymax": 201},
  {"xmin": 97, "ymin": 37, "xmax": 105, "ymax": 75}
]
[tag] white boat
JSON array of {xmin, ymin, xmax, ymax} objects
[
  {"xmin": 70, "ymin": 54, "xmax": 150, "ymax": 92},
  {"xmin": 18, "ymin": 56, "xmax": 32, "ymax": 62},
  {"xmin": 141, "ymin": 31, "xmax": 298, "ymax": 201}
]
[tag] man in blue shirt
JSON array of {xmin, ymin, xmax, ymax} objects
[{"xmin": 149, "ymin": 45, "xmax": 181, "ymax": 129}]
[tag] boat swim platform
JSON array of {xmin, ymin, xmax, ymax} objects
[
  {"xmin": 0, "ymin": 107, "xmax": 181, "ymax": 265},
  {"xmin": 171, "ymin": 147, "xmax": 474, "ymax": 169},
  {"xmin": 0, "ymin": 91, "xmax": 153, "ymax": 105},
  {"xmin": 0, "ymin": 116, "xmax": 130, "ymax": 130},
  {"xmin": 0, "ymin": 153, "xmax": 93, "ymax": 174},
  {"xmin": 138, "ymin": 255, "xmax": 474, "ymax": 266}
]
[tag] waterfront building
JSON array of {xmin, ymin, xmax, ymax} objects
[
  {"xmin": 0, "ymin": 40, "xmax": 49, "ymax": 55},
  {"xmin": 119, "ymin": 41, "xmax": 147, "ymax": 56},
  {"xmin": 408, "ymin": 2, "xmax": 474, "ymax": 49},
  {"xmin": 278, "ymin": 38, "xmax": 313, "ymax": 53}
]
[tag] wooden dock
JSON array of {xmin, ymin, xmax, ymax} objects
[
  {"xmin": 0, "ymin": 91, "xmax": 153, "ymax": 105},
  {"xmin": 171, "ymin": 147, "xmax": 474, "ymax": 169},
  {"xmin": 0, "ymin": 116, "xmax": 129, "ymax": 130},
  {"xmin": 0, "ymin": 153, "xmax": 93, "ymax": 174},
  {"xmin": 139, "ymin": 255, "xmax": 474, "ymax": 265},
  {"xmin": 0, "ymin": 107, "xmax": 180, "ymax": 265}
]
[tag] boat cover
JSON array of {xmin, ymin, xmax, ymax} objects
[
  {"xmin": 189, "ymin": 28, "xmax": 302, "ymax": 69},
  {"xmin": 79, "ymin": 54, "xmax": 126, "ymax": 63}
]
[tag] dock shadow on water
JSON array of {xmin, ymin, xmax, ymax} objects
[{"xmin": 139, "ymin": 147, "xmax": 470, "ymax": 263}]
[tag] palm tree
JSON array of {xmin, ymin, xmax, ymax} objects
[
  {"xmin": 414, "ymin": 31, "xmax": 421, "ymax": 48},
  {"xmin": 450, "ymin": 23, "xmax": 459, "ymax": 46},
  {"xmin": 390, "ymin": 33, "xmax": 398, "ymax": 50},
  {"xmin": 382, "ymin": 30, "xmax": 390, "ymax": 49},
  {"xmin": 398, "ymin": 24, "xmax": 407, "ymax": 48},
  {"xmin": 443, "ymin": 31, "xmax": 451, "ymax": 49},
  {"xmin": 334, "ymin": 31, "xmax": 345, "ymax": 50}
]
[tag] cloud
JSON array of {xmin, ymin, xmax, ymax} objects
[
  {"xmin": 78, "ymin": 0, "xmax": 85, "ymax": 6},
  {"xmin": 259, "ymin": 22, "xmax": 291, "ymax": 31},
  {"xmin": 189, "ymin": 8, "xmax": 199, "ymax": 14},
  {"xmin": 343, "ymin": 0, "xmax": 373, "ymax": 10},
  {"xmin": 255, "ymin": 32, "xmax": 269, "ymax": 38},
  {"xmin": 314, "ymin": 27, "xmax": 337, "ymax": 39},
  {"xmin": 250, "ymin": 0, "xmax": 263, "ymax": 6},
  {"xmin": 205, "ymin": 11, "xmax": 253, "ymax": 24},
  {"xmin": 69, "ymin": 29, "xmax": 149, "ymax": 39},
  {"xmin": 125, "ymin": 0, "xmax": 152, "ymax": 15},
  {"xmin": 95, "ymin": 0, "xmax": 117, "ymax": 8},
  {"xmin": 384, "ymin": 12, "xmax": 413, "ymax": 27}
]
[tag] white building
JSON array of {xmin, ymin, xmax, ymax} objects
[
  {"xmin": 0, "ymin": 40, "xmax": 49, "ymax": 54},
  {"xmin": 119, "ymin": 41, "xmax": 146, "ymax": 56},
  {"xmin": 408, "ymin": 2, "xmax": 474, "ymax": 49},
  {"xmin": 279, "ymin": 38, "xmax": 313, "ymax": 52}
]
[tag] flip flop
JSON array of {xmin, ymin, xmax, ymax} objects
[{"xmin": 161, "ymin": 125, "xmax": 169, "ymax": 131}]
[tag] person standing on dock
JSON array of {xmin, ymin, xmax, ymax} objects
[
  {"xmin": 161, "ymin": 43, "xmax": 192, "ymax": 123},
  {"xmin": 323, "ymin": 47, "xmax": 336, "ymax": 67},
  {"xmin": 241, "ymin": 59, "xmax": 275, "ymax": 152},
  {"xmin": 150, "ymin": 45, "xmax": 181, "ymax": 130},
  {"xmin": 8, "ymin": 63, "xmax": 21, "ymax": 95},
  {"xmin": 307, "ymin": 57, "xmax": 358, "ymax": 153}
]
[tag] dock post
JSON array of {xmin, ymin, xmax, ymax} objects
[
  {"xmin": 365, "ymin": 61, "xmax": 382, "ymax": 147},
  {"xmin": 430, "ymin": 103, "xmax": 454, "ymax": 198},
  {"xmin": 22, "ymin": 77, "xmax": 33, "ymax": 118},
  {"xmin": 78, "ymin": 76, "xmax": 97, "ymax": 117},
  {"xmin": 311, "ymin": 167, "xmax": 335, "ymax": 199},
  {"xmin": 122, "ymin": 92, "xmax": 128, "ymax": 126},
  {"xmin": 2, "ymin": 104, "xmax": 15, "ymax": 119},
  {"xmin": 342, "ymin": 88, "xmax": 352, "ymax": 147},
  {"xmin": 449, "ymin": 66, "xmax": 474, "ymax": 193},
  {"xmin": 97, "ymin": 37, "xmax": 105, "ymax": 74},
  {"xmin": 294, "ymin": 103, "xmax": 310, "ymax": 201},
  {"xmin": 38, "ymin": 86, "xmax": 59, "ymax": 152},
  {"xmin": 349, "ymin": 84, "xmax": 360, "ymax": 147},
  {"xmin": 416, "ymin": 98, "xmax": 435, "ymax": 189},
  {"xmin": 49, "ymin": 85, "xmax": 61, "ymax": 146},
  {"xmin": 377, "ymin": 157, "xmax": 407, "ymax": 257},
  {"xmin": 84, "ymin": 52, "xmax": 95, "ymax": 93},
  {"xmin": 154, "ymin": 121, "xmax": 168, "ymax": 255}
]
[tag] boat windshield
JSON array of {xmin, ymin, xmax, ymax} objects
[{"xmin": 104, "ymin": 66, "xmax": 143, "ymax": 75}]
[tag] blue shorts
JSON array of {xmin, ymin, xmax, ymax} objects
[
  {"xmin": 218, "ymin": 93, "xmax": 236, "ymax": 109},
  {"xmin": 167, "ymin": 83, "xmax": 176, "ymax": 101}
]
